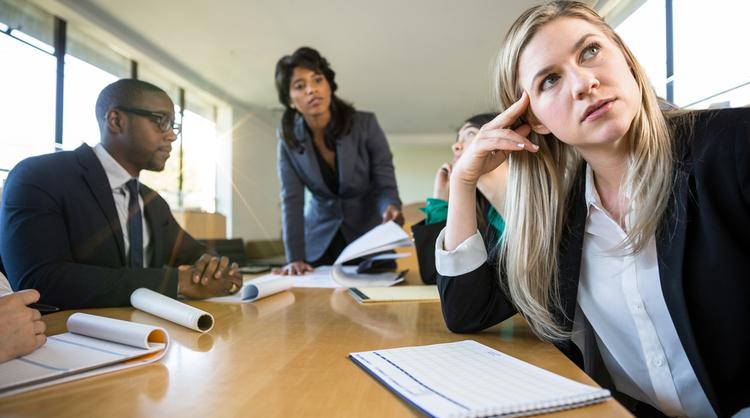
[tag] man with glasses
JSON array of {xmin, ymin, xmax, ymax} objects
[{"xmin": 0, "ymin": 79, "xmax": 243, "ymax": 309}]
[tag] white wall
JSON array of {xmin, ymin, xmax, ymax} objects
[
  {"xmin": 229, "ymin": 106, "xmax": 282, "ymax": 241},
  {"xmin": 389, "ymin": 134, "xmax": 454, "ymax": 206}
]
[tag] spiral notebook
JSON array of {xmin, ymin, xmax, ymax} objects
[{"xmin": 350, "ymin": 340, "xmax": 610, "ymax": 417}]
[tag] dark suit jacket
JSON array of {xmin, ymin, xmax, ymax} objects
[
  {"xmin": 277, "ymin": 111, "xmax": 401, "ymax": 262},
  {"xmin": 436, "ymin": 108, "xmax": 750, "ymax": 417},
  {"xmin": 0, "ymin": 144, "xmax": 205, "ymax": 309}
]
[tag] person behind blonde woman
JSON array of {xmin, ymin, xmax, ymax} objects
[
  {"xmin": 436, "ymin": 2, "xmax": 749, "ymax": 417},
  {"xmin": 0, "ymin": 272, "xmax": 46, "ymax": 364},
  {"xmin": 411, "ymin": 113, "xmax": 506, "ymax": 284}
]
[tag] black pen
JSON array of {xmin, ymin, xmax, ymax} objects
[{"xmin": 28, "ymin": 303, "xmax": 60, "ymax": 314}]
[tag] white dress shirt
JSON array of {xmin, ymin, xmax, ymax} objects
[
  {"xmin": 434, "ymin": 165, "xmax": 715, "ymax": 418},
  {"xmin": 93, "ymin": 144, "xmax": 151, "ymax": 267},
  {"xmin": 0, "ymin": 271, "xmax": 12, "ymax": 295}
]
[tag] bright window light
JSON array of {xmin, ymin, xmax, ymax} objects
[
  {"xmin": 0, "ymin": 32, "xmax": 56, "ymax": 171},
  {"xmin": 182, "ymin": 109, "xmax": 217, "ymax": 212},
  {"xmin": 63, "ymin": 54, "xmax": 118, "ymax": 150},
  {"xmin": 10, "ymin": 29, "xmax": 54, "ymax": 55}
]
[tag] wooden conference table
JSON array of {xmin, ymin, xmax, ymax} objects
[{"xmin": 0, "ymin": 268, "xmax": 631, "ymax": 417}]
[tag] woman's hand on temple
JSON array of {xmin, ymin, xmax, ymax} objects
[
  {"xmin": 273, "ymin": 261, "xmax": 314, "ymax": 276},
  {"xmin": 451, "ymin": 92, "xmax": 537, "ymax": 188}
]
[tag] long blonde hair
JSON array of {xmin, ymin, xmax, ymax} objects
[{"xmin": 494, "ymin": 1, "xmax": 674, "ymax": 340}]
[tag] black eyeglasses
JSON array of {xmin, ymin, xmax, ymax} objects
[{"xmin": 114, "ymin": 106, "xmax": 182, "ymax": 134}]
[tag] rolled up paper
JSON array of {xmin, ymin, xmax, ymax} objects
[
  {"xmin": 242, "ymin": 275, "xmax": 294, "ymax": 302},
  {"xmin": 67, "ymin": 312, "xmax": 168, "ymax": 349},
  {"xmin": 131, "ymin": 288, "xmax": 214, "ymax": 332}
]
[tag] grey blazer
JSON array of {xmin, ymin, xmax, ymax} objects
[{"xmin": 277, "ymin": 111, "xmax": 401, "ymax": 263}]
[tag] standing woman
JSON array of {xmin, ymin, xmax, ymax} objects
[
  {"xmin": 274, "ymin": 47, "xmax": 402, "ymax": 275},
  {"xmin": 438, "ymin": 2, "xmax": 749, "ymax": 417}
]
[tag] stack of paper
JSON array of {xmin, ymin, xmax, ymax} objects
[
  {"xmin": 333, "ymin": 221, "xmax": 412, "ymax": 265},
  {"xmin": 331, "ymin": 221, "xmax": 412, "ymax": 287}
]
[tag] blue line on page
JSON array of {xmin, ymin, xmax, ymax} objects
[
  {"xmin": 50, "ymin": 335, "xmax": 129, "ymax": 357},
  {"xmin": 373, "ymin": 351, "xmax": 470, "ymax": 412},
  {"xmin": 17, "ymin": 357, "xmax": 68, "ymax": 372}
]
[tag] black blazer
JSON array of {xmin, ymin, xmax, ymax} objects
[
  {"xmin": 0, "ymin": 144, "xmax": 205, "ymax": 309},
  {"xmin": 412, "ymin": 194, "xmax": 499, "ymax": 285},
  {"xmin": 436, "ymin": 108, "xmax": 750, "ymax": 417}
]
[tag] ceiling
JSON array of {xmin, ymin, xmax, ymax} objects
[{"xmin": 46, "ymin": 0, "xmax": 602, "ymax": 135}]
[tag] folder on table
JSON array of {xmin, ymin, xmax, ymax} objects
[{"xmin": 348, "ymin": 285, "xmax": 440, "ymax": 304}]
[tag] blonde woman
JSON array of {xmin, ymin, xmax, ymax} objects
[{"xmin": 436, "ymin": 2, "xmax": 749, "ymax": 417}]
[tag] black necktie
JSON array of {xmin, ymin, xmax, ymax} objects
[{"xmin": 126, "ymin": 179, "xmax": 143, "ymax": 268}]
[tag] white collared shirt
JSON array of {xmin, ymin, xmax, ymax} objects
[
  {"xmin": 93, "ymin": 144, "xmax": 151, "ymax": 267},
  {"xmin": 434, "ymin": 164, "xmax": 715, "ymax": 418},
  {"xmin": 0, "ymin": 271, "xmax": 12, "ymax": 295}
]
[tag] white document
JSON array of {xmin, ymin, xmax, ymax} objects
[
  {"xmin": 331, "ymin": 265, "xmax": 405, "ymax": 288},
  {"xmin": 328, "ymin": 221, "xmax": 412, "ymax": 287},
  {"xmin": 207, "ymin": 274, "xmax": 294, "ymax": 303},
  {"xmin": 350, "ymin": 340, "xmax": 610, "ymax": 418},
  {"xmin": 293, "ymin": 266, "xmax": 341, "ymax": 288},
  {"xmin": 0, "ymin": 313, "xmax": 169, "ymax": 398},
  {"xmin": 131, "ymin": 288, "xmax": 214, "ymax": 332},
  {"xmin": 333, "ymin": 221, "xmax": 412, "ymax": 265}
]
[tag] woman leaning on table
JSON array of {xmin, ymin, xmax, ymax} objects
[
  {"xmin": 273, "ymin": 47, "xmax": 402, "ymax": 275},
  {"xmin": 437, "ymin": 2, "xmax": 749, "ymax": 417}
]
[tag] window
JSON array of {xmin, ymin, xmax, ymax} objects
[
  {"xmin": 617, "ymin": 0, "xmax": 750, "ymax": 109},
  {"xmin": 63, "ymin": 25, "xmax": 130, "ymax": 150},
  {"xmin": 615, "ymin": 0, "xmax": 667, "ymax": 99},
  {"xmin": 182, "ymin": 108, "xmax": 218, "ymax": 212},
  {"xmin": 0, "ymin": 28, "xmax": 56, "ymax": 170},
  {"xmin": 672, "ymin": 1, "xmax": 750, "ymax": 108},
  {"xmin": 0, "ymin": 0, "xmax": 229, "ymax": 216}
]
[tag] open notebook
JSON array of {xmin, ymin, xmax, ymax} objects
[
  {"xmin": 0, "ymin": 313, "xmax": 169, "ymax": 398},
  {"xmin": 350, "ymin": 340, "xmax": 610, "ymax": 417}
]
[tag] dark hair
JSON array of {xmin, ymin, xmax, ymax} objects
[
  {"xmin": 274, "ymin": 47, "xmax": 356, "ymax": 153},
  {"xmin": 95, "ymin": 78, "xmax": 167, "ymax": 133},
  {"xmin": 464, "ymin": 113, "xmax": 498, "ymax": 129}
]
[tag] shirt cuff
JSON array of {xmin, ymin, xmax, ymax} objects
[{"xmin": 434, "ymin": 227, "xmax": 488, "ymax": 277}]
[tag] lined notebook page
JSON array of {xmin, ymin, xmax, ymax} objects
[{"xmin": 350, "ymin": 340, "xmax": 610, "ymax": 418}]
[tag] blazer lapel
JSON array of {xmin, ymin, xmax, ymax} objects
[
  {"xmin": 557, "ymin": 165, "xmax": 587, "ymax": 338},
  {"xmin": 75, "ymin": 145, "xmax": 127, "ymax": 265},
  {"xmin": 656, "ymin": 160, "xmax": 720, "ymax": 413}
]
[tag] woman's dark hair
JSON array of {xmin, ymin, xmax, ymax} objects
[
  {"xmin": 274, "ymin": 47, "xmax": 356, "ymax": 152},
  {"xmin": 464, "ymin": 113, "xmax": 497, "ymax": 129}
]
